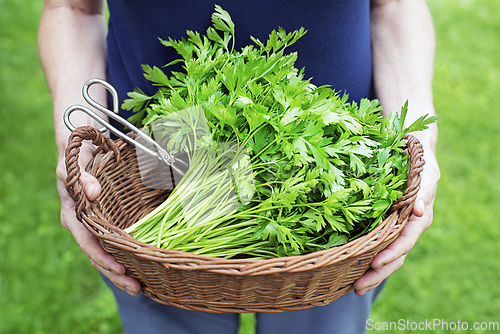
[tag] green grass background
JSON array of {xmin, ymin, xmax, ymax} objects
[{"xmin": 0, "ymin": 0, "xmax": 499, "ymax": 333}]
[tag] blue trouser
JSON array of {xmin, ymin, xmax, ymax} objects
[{"xmin": 102, "ymin": 275, "xmax": 385, "ymax": 334}]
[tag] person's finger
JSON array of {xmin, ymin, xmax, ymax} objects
[
  {"xmin": 57, "ymin": 176, "xmax": 140, "ymax": 296},
  {"xmin": 353, "ymin": 198, "xmax": 433, "ymax": 294},
  {"xmin": 90, "ymin": 259, "xmax": 141, "ymax": 296},
  {"xmin": 56, "ymin": 141, "xmax": 102, "ymax": 200},
  {"xmin": 79, "ymin": 171, "xmax": 101, "ymax": 201},
  {"xmin": 370, "ymin": 206, "xmax": 432, "ymax": 269},
  {"xmin": 60, "ymin": 197, "xmax": 141, "ymax": 295},
  {"xmin": 353, "ymin": 254, "xmax": 407, "ymax": 296},
  {"xmin": 354, "ymin": 283, "xmax": 381, "ymax": 297},
  {"xmin": 58, "ymin": 180, "xmax": 125, "ymax": 274}
]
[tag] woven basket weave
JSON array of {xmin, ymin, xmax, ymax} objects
[{"xmin": 65, "ymin": 126, "xmax": 424, "ymax": 313}]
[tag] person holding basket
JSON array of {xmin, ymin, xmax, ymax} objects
[{"xmin": 38, "ymin": 0, "xmax": 439, "ymax": 333}]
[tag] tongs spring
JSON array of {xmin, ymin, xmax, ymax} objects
[{"xmin": 64, "ymin": 78, "xmax": 187, "ymax": 177}]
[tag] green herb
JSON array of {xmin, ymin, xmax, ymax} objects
[{"xmin": 122, "ymin": 6, "xmax": 438, "ymax": 258}]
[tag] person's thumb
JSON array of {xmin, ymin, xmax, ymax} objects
[
  {"xmin": 80, "ymin": 171, "xmax": 102, "ymax": 201},
  {"xmin": 412, "ymin": 197, "xmax": 426, "ymax": 217},
  {"xmin": 411, "ymin": 152, "xmax": 440, "ymax": 218}
]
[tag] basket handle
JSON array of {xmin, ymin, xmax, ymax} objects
[
  {"xmin": 390, "ymin": 135, "xmax": 425, "ymax": 213},
  {"xmin": 64, "ymin": 126, "xmax": 121, "ymax": 218}
]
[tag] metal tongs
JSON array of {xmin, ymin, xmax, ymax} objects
[{"xmin": 64, "ymin": 78, "xmax": 188, "ymax": 183}]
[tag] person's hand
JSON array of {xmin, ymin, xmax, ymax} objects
[
  {"xmin": 353, "ymin": 142, "xmax": 440, "ymax": 296},
  {"xmin": 56, "ymin": 142, "xmax": 141, "ymax": 296}
]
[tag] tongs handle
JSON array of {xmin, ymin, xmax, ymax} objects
[{"xmin": 63, "ymin": 79, "xmax": 180, "ymax": 170}]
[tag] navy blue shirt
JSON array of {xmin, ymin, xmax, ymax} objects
[{"xmin": 106, "ymin": 0, "xmax": 373, "ymax": 121}]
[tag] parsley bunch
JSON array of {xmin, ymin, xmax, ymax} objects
[{"xmin": 122, "ymin": 6, "xmax": 437, "ymax": 258}]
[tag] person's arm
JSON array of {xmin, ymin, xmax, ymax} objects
[
  {"xmin": 353, "ymin": 0, "xmax": 440, "ymax": 295},
  {"xmin": 38, "ymin": 0, "xmax": 141, "ymax": 296}
]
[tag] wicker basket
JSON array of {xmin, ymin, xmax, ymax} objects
[{"xmin": 65, "ymin": 126, "xmax": 424, "ymax": 313}]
